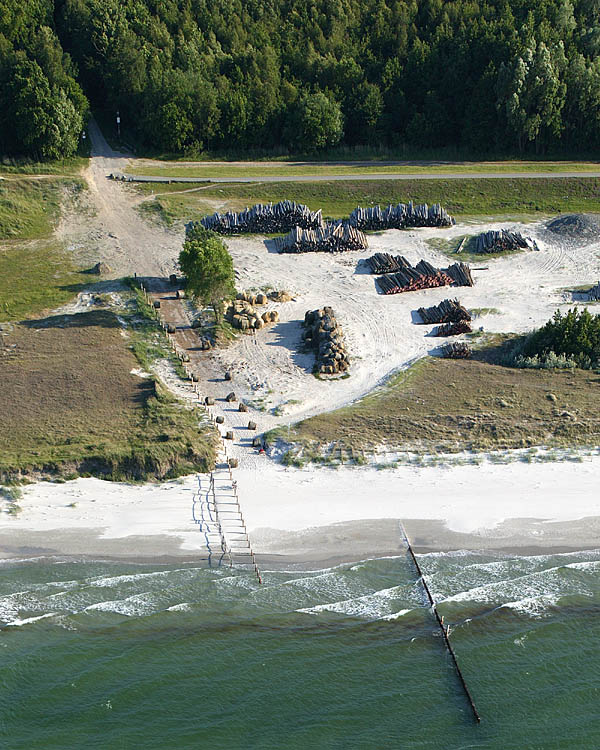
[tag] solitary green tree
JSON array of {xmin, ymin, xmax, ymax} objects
[{"xmin": 178, "ymin": 226, "xmax": 235, "ymax": 321}]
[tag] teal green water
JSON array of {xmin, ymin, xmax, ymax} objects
[{"xmin": 1, "ymin": 550, "xmax": 599, "ymax": 749}]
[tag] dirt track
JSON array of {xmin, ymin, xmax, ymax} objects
[{"xmin": 58, "ymin": 119, "xmax": 182, "ymax": 277}]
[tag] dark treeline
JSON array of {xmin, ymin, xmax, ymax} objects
[{"xmin": 3, "ymin": 0, "xmax": 600, "ymax": 159}]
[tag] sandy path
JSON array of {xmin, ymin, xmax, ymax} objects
[{"xmin": 57, "ymin": 119, "xmax": 182, "ymax": 277}]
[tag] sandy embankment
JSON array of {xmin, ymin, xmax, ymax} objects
[{"xmin": 1, "ymin": 457, "xmax": 598, "ymax": 565}]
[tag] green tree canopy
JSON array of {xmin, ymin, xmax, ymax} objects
[
  {"xmin": 178, "ymin": 226, "xmax": 235, "ymax": 320},
  {"xmin": 286, "ymin": 91, "xmax": 344, "ymax": 152}
]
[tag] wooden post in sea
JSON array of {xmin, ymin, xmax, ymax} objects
[{"xmin": 399, "ymin": 522, "xmax": 481, "ymax": 724}]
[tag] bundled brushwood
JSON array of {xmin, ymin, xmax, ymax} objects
[
  {"xmin": 190, "ymin": 201, "xmax": 323, "ymax": 235},
  {"xmin": 417, "ymin": 298, "xmax": 472, "ymax": 324},
  {"xmin": 303, "ymin": 307, "xmax": 350, "ymax": 375},
  {"xmin": 434, "ymin": 320, "xmax": 472, "ymax": 336},
  {"xmin": 444, "ymin": 262, "xmax": 474, "ymax": 287},
  {"xmin": 366, "ymin": 253, "xmax": 412, "ymax": 274},
  {"xmin": 275, "ymin": 222, "xmax": 368, "ymax": 253},
  {"xmin": 442, "ymin": 341, "xmax": 472, "ymax": 358},
  {"xmin": 472, "ymin": 229, "xmax": 537, "ymax": 254},
  {"xmin": 348, "ymin": 202, "xmax": 455, "ymax": 230}
]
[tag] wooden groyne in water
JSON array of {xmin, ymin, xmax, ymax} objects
[{"xmin": 400, "ymin": 523, "xmax": 481, "ymax": 723}]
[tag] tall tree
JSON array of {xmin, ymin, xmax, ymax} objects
[{"xmin": 178, "ymin": 226, "xmax": 235, "ymax": 321}]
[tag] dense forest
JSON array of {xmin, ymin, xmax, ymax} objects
[{"xmin": 2, "ymin": 0, "xmax": 600, "ymax": 158}]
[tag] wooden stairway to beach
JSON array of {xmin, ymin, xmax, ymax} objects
[{"xmin": 193, "ymin": 444, "xmax": 262, "ymax": 581}]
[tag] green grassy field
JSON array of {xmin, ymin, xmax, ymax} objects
[
  {"xmin": 0, "ymin": 309, "xmax": 216, "ymax": 482},
  {"xmin": 0, "ymin": 157, "xmax": 88, "ymax": 176},
  {"xmin": 0, "ymin": 177, "xmax": 84, "ymax": 240},
  {"xmin": 0, "ymin": 178, "xmax": 90, "ymax": 320},
  {"xmin": 129, "ymin": 160, "xmax": 600, "ymax": 179},
  {"xmin": 0, "ymin": 241, "xmax": 89, "ymax": 321},
  {"xmin": 138, "ymin": 176, "xmax": 600, "ymax": 224},
  {"xmin": 269, "ymin": 350, "xmax": 600, "ymax": 464}
]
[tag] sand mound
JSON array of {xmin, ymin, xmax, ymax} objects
[{"xmin": 546, "ymin": 214, "xmax": 600, "ymax": 243}]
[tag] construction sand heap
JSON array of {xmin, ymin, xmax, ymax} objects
[{"xmin": 546, "ymin": 214, "xmax": 600, "ymax": 243}]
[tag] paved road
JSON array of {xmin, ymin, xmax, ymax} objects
[{"xmin": 114, "ymin": 171, "xmax": 600, "ymax": 184}]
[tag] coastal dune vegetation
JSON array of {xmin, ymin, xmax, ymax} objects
[{"xmin": 0, "ymin": 178, "xmax": 217, "ymax": 482}]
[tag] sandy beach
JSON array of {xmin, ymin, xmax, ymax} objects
[{"xmin": 2, "ymin": 455, "xmax": 599, "ymax": 566}]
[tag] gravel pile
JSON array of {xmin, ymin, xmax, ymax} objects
[{"xmin": 546, "ymin": 214, "xmax": 600, "ymax": 243}]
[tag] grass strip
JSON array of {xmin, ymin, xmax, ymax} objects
[
  {"xmin": 138, "ymin": 177, "xmax": 600, "ymax": 224},
  {"xmin": 128, "ymin": 160, "xmax": 600, "ymax": 179}
]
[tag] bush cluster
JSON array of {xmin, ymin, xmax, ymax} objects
[{"xmin": 516, "ymin": 308, "xmax": 600, "ymax": 370}]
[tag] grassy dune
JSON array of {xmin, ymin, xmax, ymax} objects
[
  {"xmin": 138, "ymin": 177, "xmax": 600, "ymax": 223},
  {"xmin": 0, "ymin": 177, "xmax": 217, "ymax": 481},
  {"xmin": 0, "ymin": 309, "xmax": 216, "ymax": 482},
  {"xmin": 271, "ymin": 350, "xmax": 600, "ymax": 463}
]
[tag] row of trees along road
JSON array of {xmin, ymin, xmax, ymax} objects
[{"xmin": 4, "ymin": 0, "xmax": 600, "ymax": 158}]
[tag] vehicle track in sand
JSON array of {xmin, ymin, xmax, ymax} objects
[{"xmin": 57, "ymin": 118, "xmax": 182, "ymax": 278}]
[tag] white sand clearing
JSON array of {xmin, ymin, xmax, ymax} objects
[{"xmin": 2, "ymin": 456, "xmax": 599, "ymax": 562}]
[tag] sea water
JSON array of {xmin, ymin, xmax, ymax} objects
[{"xmin": 1, "ymin": 549, "xmax": 599, "ymax": 749}]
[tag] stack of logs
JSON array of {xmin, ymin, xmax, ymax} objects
[
  {"xmin": 192, "ymin": 201, "xmax": 323, "ymax": 235},
  {"xmin": 445, "ymin": 262, "xmax": 474, "ymax": 286},
  {"xmin": 417, "ymin": 298, "xmax": 472, "ymax": 325},
  {"xmin": 368, "ymin": 255, "xmax": 473, "ymax": 291},
  {"xmin": 348, "ymin": 202, "xmax": 455, "ymax": 230},
  {"xmin": 303, "ymin": 307, "xmax": 350, "ymax": 375},
  {"xmin": 442, "ymin": 342, "xmax": 472, "ymax": 358},
  {"xmin": 224, "ymin": 292, "xmax": 279, "ymax": 331},
  {"xmin": 473, "ymin": 229, "xmax": 536, "ymax": 254},
  {"xmin": 367, "ymin": 253, "xmax": 413, "ymax": 274},
  {"xmin": 433, "ymin": 320, "xmax": 472, "ymax": 336},
  {"xmin": 275, "ymin": 223, "xmax": 368, "ymax": 253},
  {"xmin": 376, "ymin": 260, "xmax": 454, "ymax": 294}
]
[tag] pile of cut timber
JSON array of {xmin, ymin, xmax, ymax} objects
[
  {"xmin": 275, "ymin": 223, "xmax": 368, "ymax": 253},
  {"xmin": 417, "ymin": 298, "xmax": 471, "ymax": 324},
  {"xmin": 303, "ymin": 307, "xmax": 349, "ymax": 375},
  {"xmin": 433, "ymin": 320, "xmax": 472, "ymax": 336},
  {"xmin": 442, "ymin": 341, "xmax": 472, "ymax": 358},
  {"xmin": 367, "ymin": 253, "xmax": 413, "ymax": 274},
  {"xmin": 367, "ymin": 255, "xmax": 473, "ymax": 288},
  {"xmin": 472, "ymin": 229, "xmax": 536, "ymax": 254},
  {"xmin": 376, "ymin": 260, "xmax": 453, "ymax": 294},
  {"xmin": 445, "ymin": 262, "xmax": 474, "ymax": 286},
  {"xmin": 192, "ymin": 201, "xmax": 323, "ymax": 235},
  {"xmin": 587, "ymin": 281, "xmax": 600, "ymax": 301},
  {"xmin": 348, "ymin": 202, "xmax": 454, "ymax": 230}
]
